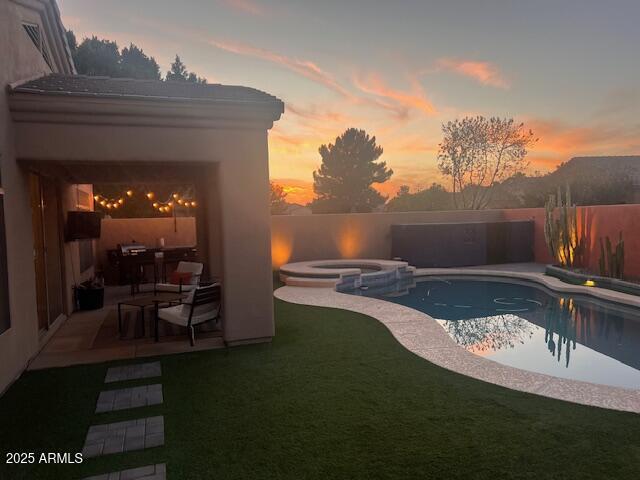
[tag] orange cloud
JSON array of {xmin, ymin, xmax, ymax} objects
[
  {"xmin": 209, "ymin": 39, "xmax": 351, "ymax": 97},
  {"xmin": 220, "ymin": 0, "xmax": 265, "ymax": 16},
  {"xmin": 270, "ymin": 130, "xmax": 327, "ymax": 156},
  {"xmin": 435, "ymin": 58, "xmax": 510, "ymax": 89},
  {"xmin": 525, "ymin": 118, "xmax": 640, "ymax": 170},
  {"xmin": 287, "ymin": 103, "xmax": 352, "ymax": 125},
  {"xmin": 353, "ymin": 73, "xmax": 437, "ymax": 118},
  {"xmin": 270, "ymin": 178, "xmax": 315, "ymax": 205},
  {"xmin": 386, "ymin": 134, "xmax": 439, "ymax": 154}
]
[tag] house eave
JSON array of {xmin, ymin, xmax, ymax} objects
[{"xmin": 8, "ymin": 91, "xmax": 285, "ymax": 130}]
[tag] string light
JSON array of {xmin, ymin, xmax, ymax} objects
[
  {"xmin": 150, "ymin": 191, "xmax": 197, "ymax": 215},
  {"xmin": 93, "ymin": 188, "xmax": 197, "ymax": 215},
  {"xmin": 94, "ymin": 188, "xmax": 135, "ymax": 211}
]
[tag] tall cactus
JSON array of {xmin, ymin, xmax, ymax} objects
[
  {"xmin": 599, "ymin": 232, "xmax": 625, "ymax": 279},
  {"xmin": 543, "ymin": 185, "xmax": 584, "ymax": 268}
]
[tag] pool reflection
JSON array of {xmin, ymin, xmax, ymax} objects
[{"xmin": 348, "ymin": 276, "xmax": 640, "ymax": 389}]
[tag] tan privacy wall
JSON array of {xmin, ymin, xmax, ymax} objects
[
  {"xmin": 270, "ymin": 210, "xmax": 504, "ymax": 267},
  {"xmin": 271, "ymin": 205, "xmax": 640, "ymax": 278}
]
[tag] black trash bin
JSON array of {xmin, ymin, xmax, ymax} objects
[{"xmin": 76, "ymin": 286, "xmax": 104, "ymax": 310}]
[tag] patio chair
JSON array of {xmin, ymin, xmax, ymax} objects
[
  {"xmin": 154, "ymin": 261, "xmax": 203, "ymax": 294},
  {"xmin": 155, "ymin": 283, "xmax": 221, "ymax": 345}
]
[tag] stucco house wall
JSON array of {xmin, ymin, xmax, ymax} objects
[
  {"xmin": 0, "ymin": 0, "xmax": 76, "ymax": 393},
  {"xmin": 1, "ymin": 0, "xmax": 281, "ymax": 394}
]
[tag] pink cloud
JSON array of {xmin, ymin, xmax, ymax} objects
[
  {"xmin": 210, "ymin": 38, "xmax": 437, "ymax": 120},
  {"xmin": 220, "ymin": 0, "xmax": 265, "ymax": 16},
  {"xmin": 352, "ymin": 73, "xmax": 437, "ymax": 118},
  {"xmin": 208, "ymin": 39, "xmax": 352, "ymax": 98},
  {"xmin": 435, "ymin": 58, "xmax": 510, "ymax": 89}
]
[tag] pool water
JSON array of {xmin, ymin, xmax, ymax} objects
[{"xmin": 351, "ymin": 276, "xmax": 640, "ymax": 390}]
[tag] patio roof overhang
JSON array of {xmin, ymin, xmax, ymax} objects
[
  {"xmin": 18, "ymin": 160, "xmax": 211, "ymax": 184},
  {"xmin": 8, "ymin": 74, "xmax": 285, "ymax": 130}
]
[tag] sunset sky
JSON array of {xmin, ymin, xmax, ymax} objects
[{"xmin": 59, "ymin": 0, "xmax": 640, "ymax": 204}]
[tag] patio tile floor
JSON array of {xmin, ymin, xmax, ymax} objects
[
  {"xmin": 82, "ymin": 463, "xmax": 166, "ymax": 480},
  {"xmin": 95, "ymin": 385, "xmax": 163, "ymax": 413},
  {"xmin": 105, "ymin": 362, "xmax": 162, "ymax": 383},
  {"xmin": 82, "ymin": 416, "xmax": 165, "ymax": 458}
]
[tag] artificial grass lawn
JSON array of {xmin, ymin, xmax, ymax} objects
[{"xmin": 1, "ymin": 298, "xmax": 639, "ymax": 479}]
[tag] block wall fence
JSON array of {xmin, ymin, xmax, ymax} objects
[{"xmin": 97, "ymin": 204, "xmax": 640, "ymax": 279}]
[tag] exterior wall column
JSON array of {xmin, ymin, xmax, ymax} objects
[{"xmin": 216, "ymin": 130, "xmax": 274, "ymax": 344}]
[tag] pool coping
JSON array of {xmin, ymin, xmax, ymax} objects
[
  {"xmin": 413, "ymin": 267, "xmax": 640, "ymax": 308},
  {"xmin": 274, "ymin": 278, "xmax": 640, "ymax": 414}
]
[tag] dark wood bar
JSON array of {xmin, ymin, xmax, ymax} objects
[{"xmin": 106, "ymin": 245, "xmax": 198, "ymax": 291}]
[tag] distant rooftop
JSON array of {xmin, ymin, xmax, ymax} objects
[
  {"xmin": 10, "ymin": 74, "xmax": 283, "ymax": 107},
  {"xmin": 565, "ymin": 155, "xmax": 640, "ymax": 165}
]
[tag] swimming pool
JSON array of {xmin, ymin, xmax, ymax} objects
[{"xmin": 350, "ymin": 276, "xmax": 640, "ymax": 390}]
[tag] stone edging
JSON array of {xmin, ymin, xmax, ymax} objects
[
  {"xmin": 545, "ymin": 264, "xmax": 640, "ymax": 297},
  {"xmin": 274, "ymin": 284, "xmax": 640, "ymax": 413}
]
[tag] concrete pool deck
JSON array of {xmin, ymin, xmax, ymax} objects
[{"xmin": 274, "ymin": 264, "xmax": 640, "ymax": 413}]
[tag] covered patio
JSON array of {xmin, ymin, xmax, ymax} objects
[{"xmin": 8, "ymin": 74, "xmax": 284, "ymax": 366}]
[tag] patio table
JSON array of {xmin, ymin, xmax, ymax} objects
[{"xmin": 117, "ymin": 293, "xmax": 185, "ymax": 338}]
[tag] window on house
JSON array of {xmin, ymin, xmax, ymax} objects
[
  {"xmin": 0, "ymin": 176, "xmax": 11, "ymax": 335},
  {"xmin": 22, "ymin": 23, "xmax": 52, "ymax": 69}
]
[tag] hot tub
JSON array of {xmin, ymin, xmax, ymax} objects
[{"xmin": 279, "ymin": 259, "xmax": 415, "ymax": 290}]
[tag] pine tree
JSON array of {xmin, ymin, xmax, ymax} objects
[{"xmin": 310, "ymin": 128, "xmax": 392, "ymax": 213}]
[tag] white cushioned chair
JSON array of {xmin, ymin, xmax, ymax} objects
[
  {"xmin": 154, "ymin": 261, "xmax": 203, "ymax": 294},
  {"xmin": 155, "ymin": 283, "xmax": 221, "ymax": 345}
]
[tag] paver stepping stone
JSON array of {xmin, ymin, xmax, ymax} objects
[
  {"xmin": 82, "ymin": 416, "xmax": 165, "ymax": 458},
  {"xmin": 82, "ymin": 415, "xmax": 164, "ymax": 458},
  {"xmin": 82, "ymin": 463, "xmax": 166, "ymax": 480},
  {"xmin": 104, "ymin": 362, "xmax": 161, "ymax": 383},
  {"xmin": 95, "ymin": 384, "xmax": 163, "ymax": 413}
]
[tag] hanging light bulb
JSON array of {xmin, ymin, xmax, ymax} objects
[
  {"xmin": 100, "ymin": 200, "xmax": 106, "ymax": 206},
  {"xmin": 94, "ymin": 195, "xmax": 100, "ymax": 201},
  {"xmin": 190, "ymin": 201, "xmax": 197, "ymax": 207},
  {"xmin": 106, "ymin": 203, "xmax": 112, "ymax": 209},
  {"xmin": 153, "ymin": 202, "xmax": 159, "ymax": 208},
  {"xmin": 168, "ymin": 201, "xmax": 174, "ymax": 207},
  {"xmin": 172, "ymin": 193, "xmax": 179, "ymax": 199},
  {"xmin": 118, "ymin": 198, "xmax": 124, "ymax": 204},
  {"xmin": 177, "ymin": 199, "xmax": 184, "ymax": 205},
  {"xmin": 146, "ymin": 192, "xmax": 154, "ymax": 199},
  {"xmin": 126, "ymin": 190, "xmax": 133, "ymax": 197},
  {"xmin": 113, "ymin": 203, "xmax": 119, "ymax": 209}
]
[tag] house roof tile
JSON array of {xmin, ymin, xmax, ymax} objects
[{"xmin": 10, "ymin": 74, "xmax": 283, "ymax": 107}]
